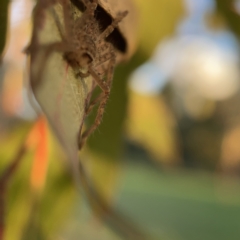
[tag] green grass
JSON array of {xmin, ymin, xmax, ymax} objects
[{"xmin": 117, "ymin": 163, "xmax": 240, "ymax": 240}]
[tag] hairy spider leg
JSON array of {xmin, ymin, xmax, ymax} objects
[
  {"xmin": 78, "ymin": 50, "xmax": 116, "ymax": 149},
  {"xmin": 98, "ymin": 11, "xmax": 128, "ymax": 40},
  {"xmin": 77, "ymin": 11, "xmax": 128, "ymax": 148},
  {"xmin": 50, "ymin": 7, "xmax": 65, "ymax": 40},
  {"xmin": 84, "ymin": 45, "xmax": 115, "ymax": 115},
  {"xmin": 58, "ymin": 0, "xmax": 75, "ymax": 38}
]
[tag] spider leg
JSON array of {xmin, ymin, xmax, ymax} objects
[
  {"xmin": 94, "ymin": 52, "xmax": 114, "ymax": 68},
  {"xmin": 78, "ymin": 51, "xmax": 116, "ymax": 149},
  {"xmin": 85, "ymin": 90, "xmax": 104, "ymax": 116},
  {"xmin": 98, "ymin": 11, "xmax": 128, "ymax": 40},
  {"xmin": 50, "ymin": 7, "xmax": 65, "ymax": 40},
  {"xmin": 85, "ymin": 43, "xmax": 115, "ymax": 114},
  {"xmin": 58, "ymin": 0, "xmax": 74, "ymax": 37}
]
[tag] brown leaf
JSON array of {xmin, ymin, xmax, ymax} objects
[{"xmin": 96, "ymin": 0, "xmax": 139, "ymax": 60}]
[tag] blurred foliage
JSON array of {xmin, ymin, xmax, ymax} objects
[
  {"xmin": 0, "ymin": 0, "xmax": 9, "ymax": 58},
  {"xmin": 216, "ymin": 0, "xmax": 240, "ymax": 37},
  {"xmin": 133, "ymin": 0, "xmax": 184, "ymax": 55},
  {"xmin": 118, "ymin": 163, "xmax": 240, "ymax": 240},
  {"xmin": 126, "ymin": 91, "xmax": 180, "ymax": 166},
  {"xmin": 0, "ymin": 123, "xmax": 76, "ymax": 240}
]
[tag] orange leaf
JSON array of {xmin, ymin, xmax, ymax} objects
[{"xmin": 29, "ymin": 116, "xmax": 49, "ymax": 193}]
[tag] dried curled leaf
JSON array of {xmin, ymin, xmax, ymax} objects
[{"xmin": 96, "ymin": 0, "xmax": 139, "ymax": 60}]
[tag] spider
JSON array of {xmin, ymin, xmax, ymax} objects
[{"xmin": 30, "ymin": 0, "xmax": 128, "ymax": 149}]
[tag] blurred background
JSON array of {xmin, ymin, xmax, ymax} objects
[{"xmin": 1, "ymin": 0, "xmax": 240, "ymax": 239}]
